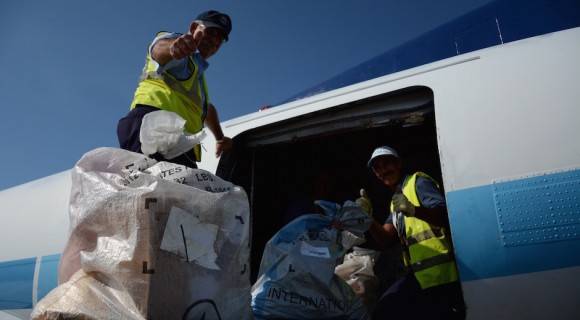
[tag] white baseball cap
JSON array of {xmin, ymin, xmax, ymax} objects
[{"xmin": 367, "ymin": 146, "xmax": 399, "ymax": 168}]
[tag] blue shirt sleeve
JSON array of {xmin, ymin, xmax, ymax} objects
[
  {"xmin": 149, "ymin": 32, "xmax": 180, "ymax": 54},
  {"xmin": 415, "ymin": 176, "xmax": 446, "ymax": 208}
]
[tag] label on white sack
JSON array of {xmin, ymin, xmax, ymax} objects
[
  {"xmin": 145, "ymin": 162, "xmax": 234, "ymax": 192},
  {"xmin": 160, "ymin": 207, "xmax": 220, "ymax": 270},
  {"xmin": 300, "ymin": 242, "xmax": 330, "ymax": 259}
]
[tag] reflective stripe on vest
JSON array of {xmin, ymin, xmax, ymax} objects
[
  {"xmin": 130, "ymin": 37, "xmax": 209, "ymax": 161},
  {"xmin": 406, "ymin": 227, "xmax": 445, "ymax": 246},
  {"xmin": 390, "ymin": 172, "xmax": 459, "ymax": 289}
]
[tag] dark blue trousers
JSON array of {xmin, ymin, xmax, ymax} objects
[{"xmin": 373, "ymin": 273, "xmax": 466, "ymax": 320}]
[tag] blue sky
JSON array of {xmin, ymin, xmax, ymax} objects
[{"xmin": 0, "ymin": 0, "xmax": 493, "ymax": 190}]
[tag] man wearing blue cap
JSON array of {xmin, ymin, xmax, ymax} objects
[
  {"xmin": 117, "ymin": 10, "xmax": 233, "ymax": 168},
  {"xmin": 358, "ymin": 146, "xmax": 465, "ymax": 319}
]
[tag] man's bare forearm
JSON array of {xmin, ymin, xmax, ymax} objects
[
  {"xmin": 151, "ymin": 39, "xmax": 175, "ymax": 65},
  {"xmin": 204, "ymin": 104, "xmax": 224, "ymax": 140}
]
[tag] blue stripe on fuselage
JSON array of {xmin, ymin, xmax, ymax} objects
[
  {"xmin": 447, "ymin": 169, "xmax": 580, "ymax": 282},
  {"xmin": 0, "ymin": 255, "xmax": 60, "ymax": 310},
  {"xmin": 0, "ymin": 257, "xmax": 36, "ymax": 309},
  {"xmin": 37, "ymin": 254, "xmax": 60, "ymax": 301}
]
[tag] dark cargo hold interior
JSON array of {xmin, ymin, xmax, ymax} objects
[{"xmin": 216, "ymin": 86, "xmax": 445, "ymax": 283}]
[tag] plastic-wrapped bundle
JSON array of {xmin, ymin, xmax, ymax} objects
[
  {"xmin": 139, "ymin": 110, "xmax": 206, "ymax": 159},
  {"xmin": 32, "ymin": 147, "xmax": 252, "ymax": 320},
  {"xmin": 251, "ymin": 201, "xmax": 371, "ymax": 320},
  {"xmin": 335, "ymin": 247, "xmax": 381, "ymax": 312}
]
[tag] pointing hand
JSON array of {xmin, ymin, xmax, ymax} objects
[{"xmin": 169, "ymin": 23, "xmax": 205, "ymax": 60}]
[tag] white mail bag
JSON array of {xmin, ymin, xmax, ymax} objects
[{"xmin": 32, "ymin": 147, "xmax": 252, "ymax": 320}]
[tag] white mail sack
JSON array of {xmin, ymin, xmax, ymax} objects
[
  {"xmin": 32, "ymin": 147, "xmax": 252, "ymax": 320},
  {"xmin": 251, "ymin": 201, "xmax": 371, "ymax": 320}
]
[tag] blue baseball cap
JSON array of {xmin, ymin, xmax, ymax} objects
[{"xmin": 195, "ymin": 10, "xmax": 232, "ymax": 41}]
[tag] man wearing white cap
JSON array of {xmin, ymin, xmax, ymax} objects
[{"xmin": 358, "ymin": 146, "xmax": 465, "ymax": 319}]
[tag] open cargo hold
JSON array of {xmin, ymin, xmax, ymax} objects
[{"xmin": 217, "ymin": 86, "xmax": 446, "ymax": 282}]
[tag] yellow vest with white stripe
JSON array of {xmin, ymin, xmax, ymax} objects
[
  {"xmin": 390, "ymin": 172, "xmax": 459, "ymax": 289},
  {"xmin": 130, "ymin": 33, "xmax": 209, "ymax": 161}
]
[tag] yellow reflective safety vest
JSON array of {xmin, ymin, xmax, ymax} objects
[
  {"xmin": 390, "ymin": 172, "xmax": 459, "ymax": 289},
  {"xmin": 129, "ymin": 32, "xmax": 210, "ymax": 161}
]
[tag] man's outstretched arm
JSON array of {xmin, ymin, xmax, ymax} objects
[
  {"xmin": 204, "ymin": 103, "xmax": 232, "ymax": 157},
  {"xmin": 152, "ymin": 23, "xmax": 204, "ymax": 65}
]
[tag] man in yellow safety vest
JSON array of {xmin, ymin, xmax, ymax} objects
[
  {"xmin": 358, "ymin": 146, "xmax": 465, "ymax": 319},
  {"xmin": 117, "ymin": 10, "xmax": 233, "ymax": 168}
]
